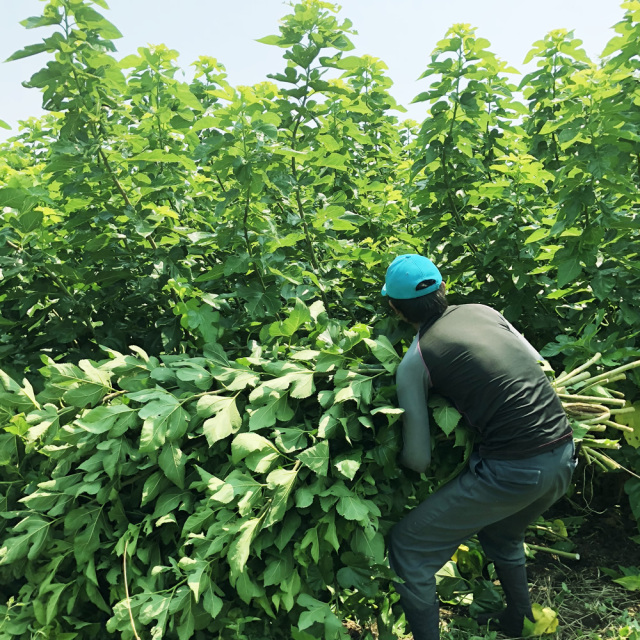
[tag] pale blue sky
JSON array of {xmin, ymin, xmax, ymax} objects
[{"xmin": 0, "ymin": 0, "xmax": 625, "ymax": 140}]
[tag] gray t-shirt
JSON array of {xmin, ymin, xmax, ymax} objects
[{"xmin": 396, "ymin": 304, "xmax": 571, "ymax": 472}]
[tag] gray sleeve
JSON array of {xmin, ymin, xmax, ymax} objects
[{"xmin": 396, "ymin": 337, "xmax": 432, "ymax": 473}]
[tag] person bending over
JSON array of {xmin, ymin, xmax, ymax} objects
[{"xmin": 382, "ymin": 254, "xmax": 576, "ymax": 640}]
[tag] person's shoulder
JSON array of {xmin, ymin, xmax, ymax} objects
[
  {"xmin": 461, "ymin": 302, "xmax": 498, "ymax": 313},
  {"xmin": 448, "ymin": 304, "xmax": 511, "ymax": 329},
  {"xmin": 446, "ymin": 303, "xmax": 498, "ymax": 316},
  {"xmin": 460, "ymin": 303, "xmax": 504, "ymax": 317}
]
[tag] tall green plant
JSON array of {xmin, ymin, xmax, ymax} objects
[
  {"xmin": 407, "ymin": 25, "xmax": 559, "ymax": 337},
  {"xmin": 519, "ymin": 16, "xmax": 640, "ymax": 367}
]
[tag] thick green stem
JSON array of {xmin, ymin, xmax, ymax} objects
[
  {"xmin": 64, "ymin": 9, "xmax": 157, "ymax": 254},
  {"xmin": 603, "ymin": 420, "xmax": 634, "ymax": 433},
  {"xmin": 289, "ymin": 72, "xmax": 330, "ymax": 312},
  {"xmin": 439, "ymin": 48, "xmax": 478, "ymax": 257},
  {"xmin": 554, "ymin": 352, "xmax": 602, "ymax": 386},
  {"xmin": 242, "ymin": 187, "xmax": 252, "ymax": 257},
  {"xmin": 557, "ymin": 393, "xmax": 625, "ymax": 407},
  {"xmin": 585, "ymin": 360, "xmax": 640, "ymax": 387},
  {"xmin": 97, "ymin": 148, "xmax": 158, "ymax": 251},
  {"xmin": 526, "ymin": 543, "xmax": 580, "ymax": 561}
]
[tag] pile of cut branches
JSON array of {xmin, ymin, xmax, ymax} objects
[{"xmin": 550, "ymin": 353, "xmax": 640, "ymax": 474}]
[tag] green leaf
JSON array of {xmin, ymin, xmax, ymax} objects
[
  {"xmin": 269, "ymin": 298, "xmax": 311, "ymax": 337},
  {"xmin": 297, "ymin": 441, "xmax": 329, "ymax": 476},
  {"xmin": 205, "ymin": 355, "xmax": 259, "ymax": 391},
  {"xmin": 228, "ymin": 517, "xmax": 263, "ymax": 580},
  {"xmin": 612, "ymin": 575, "xmax": 640, "ymax": 591},
  {"xmin": 273, "ymin": 427, "xmax": 308, "ymax": 453},
  {"xmin": 262, "ymin": 552, "xmax": 293, "ymax": 586},
  {"xmin": 352, "ymin": 528, "xmax": 385, "ymax": 563},
  {"xmin": 315, "ymin": 153, "xmax": 347, "ymax": 170},
  {"xmin": 158, "ymin": 443, "xmax": 186, "ymax": 489},
  {"xmin": 128, "ymin": 149, "xmax": 196, "ymax": 171},
  {"xmin": 63, "ymin": 382, "xmax": 108, "ymax": 408},
  {"xmin": 248, "ymin": 390, "xmax": 292, "ymax": 431},
  {"xmin": 152, "ymin": 488, "xmax": 189, "ymax": 519},
  {"xmin": 0, "ymin": 370, "xmax": 40, "ymax": 411},
  {"xmin": 317, "ymin": 133, "xmax": 341, "ymax": 151},
  {"xmin": 297, "ymin": 594, "xmax": 343, "ymax": 632},
  {"xmin": 0, "ymin": 187, "xmax": 38, "ymax": 212},
  {"xmin": 364, "ymin": 336, "xmax": 401, "ymax": 372},
  {"xmin": 134, "ymin": 391, "xmax": 190, "ymax": 452},
  {"xmin": 203, "ymin": 589, "xmax": 223, "ymax": 619},
  {"xmin": 256, "ymin": 34, "xmax": 284, "ymax": 46},
  {"xmin": 139, "ymin": 593, "xmax": 171, "ymax": 631},
  {"xmin": 235, "ymin": 570, "xmax": 265, "ymax": 604},
  {"xmin": 220, "ymin": 470, "xmax": 262, "ymax": 515},
  {"xmin": 0, "ymin": 433, "xmax": 17, "ymax": 466},
  {"xmin": 254, "ymin": 121, "xmax": 278, "ymax": 140},
  {"xmin": 524, "ymin": 228, "xmax": 549, "ymax": 245},
  {"xmin": 74, "ymin": 6, "xmax": 123, "ymax": 39},
  {"xmin": 335, "ymin": 55, "xmax": 362, "ymax": 70},
  {"xmin": 66, "ymin": 506, "xmax": 105, "ymax": 565},
  {"xmin": 265, "ymin": 467, "xmax": 299, "ymax": 527},
  {"xmin": 300, "ymin": 527, "xmax": 320, "ymax": 563},
  {"xmin": 6, "ymin": 42, "xmax": 51, "ymax": 62},
  {"xmin": 201, "ymin": 396, "xmax": 241, "ymax": 445},
  {"xmin": 140, "ymin": 471, "xmax": 171, "ymax": 507},
  {"xmin": 334, "ymin": 373, "xmax": 372, "ymax": 406},
  {"xmin": 181, "ymin": 558, "xmax": 208, "ymax": 603},
  {"xmin": 0, "ymin": 515, "xmax": 50, "ymax": 564},
  {"xmin": 75, "ymin": 405, "xmax": 132, "ymax": 434},
  {"xmin": 336, "ymin": 493, "xmax": 370, "ymax": 522},
  {"xmin": 289, "ymin": 372, "xmax": 315, "ymax": 399},
  {"xmin": 20, "ymin": 13, "xmax": 62, "ymax": 29},
  {"xmin": 16, "ymin": 207, "xmax": 41, "ymax": 233},
  {"xmin": 337, "ymin": 563, "xmax": 377, "ymax": 597},
  {"xmin": 556, "ymin": 257, "xmax": 583, "ymax": 288},
  {"xmin": 429, "ymin": 396, "xmax": 461, "ymax": 436},
  {"xmin": 332, "ymin": 451, "xmax": 362, "ymax": 480},
  {"xmin": 176, "ymin": 589, "xmax": 196, "ymax": 639},
  {"xmin": 231, "ymin": 432, "xmax": 281, "ymax": 473}
]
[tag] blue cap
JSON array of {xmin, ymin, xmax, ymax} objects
[{"xmin": 381, "ymin": 254, "xmax": 442, "ymax": 299}]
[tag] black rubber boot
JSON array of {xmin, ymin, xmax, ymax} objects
[
  {"xmin": 403, "ymin": 602, "xmax": 440, "ymax": 640},
  {"xmin": 476, "ymin": 564, "xmax": 534, "ymax": 637}
]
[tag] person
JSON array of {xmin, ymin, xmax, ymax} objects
[{"xmin": 381, "ymin": 254, "xmax": 577, "ymax": 640}]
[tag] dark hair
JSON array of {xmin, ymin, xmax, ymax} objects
[{"xmin": 389, "ymin": 281, "xmax": 448, "ymax": 325}]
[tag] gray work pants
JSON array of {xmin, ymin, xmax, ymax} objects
[{"xmin": 388, "ymin": 440, "xmax": 577, "ymax": 609}]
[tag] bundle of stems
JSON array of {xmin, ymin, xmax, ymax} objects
[{"xmin": 551, "ymin": 353, "xmax": 640, "ymax": 474}]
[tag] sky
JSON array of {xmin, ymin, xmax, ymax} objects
[{"xmin": 0, "ymin": 0, "xmax": 626, "ymax": 141}]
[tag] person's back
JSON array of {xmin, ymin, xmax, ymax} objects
[{"xmin": 418, "ymin": 303, "xmax": 571, "ymax": 459}]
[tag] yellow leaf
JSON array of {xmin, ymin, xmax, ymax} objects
[
  {"xmin": 523, "ymin": 604, "xmax": 559, "ymax": 636},
  {"xmin": 616, "ymin": 402, "xmax": 640, "ymax": 449}
]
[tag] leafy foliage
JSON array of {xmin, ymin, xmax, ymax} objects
[{"xmin": 0, "ymin": 316, "xmax": 453, "ymax": 639}]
